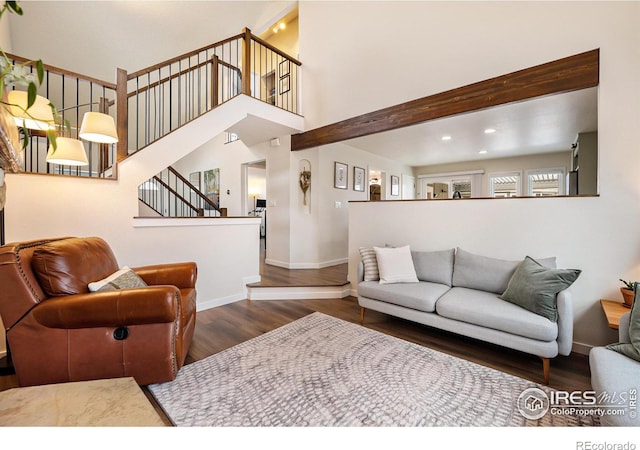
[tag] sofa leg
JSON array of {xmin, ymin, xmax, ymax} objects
[
  {"xmin": 541, "ymin": 357, "xmax": 550, "ymax": 385},
  {"xmin": 360, "ymin": 307, "xmax": 365, "ymax": 325}
]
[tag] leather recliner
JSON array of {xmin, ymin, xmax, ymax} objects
[{"xmin": 0, "ymin": 236, "xmax": 197, "ymax": 387}]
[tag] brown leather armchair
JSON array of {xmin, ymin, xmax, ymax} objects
[{"xmin": 0, "ymin": 236, "xmax": 197, "ymax": 387}]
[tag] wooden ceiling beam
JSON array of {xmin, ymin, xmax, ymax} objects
[{"xmin": 291, "ymin": 49, "xmax": 599, "ymax": 151}]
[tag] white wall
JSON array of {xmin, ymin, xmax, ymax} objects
[
  {"xmin": 8, "ymin": 1, "xmax": 296, "ymax": 81},
  {"xmin": 306, "ymin": 2, "xmax": 640, "ymax": 351},
  {"xmin": 172, "ymin": 134, "xmax": 269, "ymax": 216}
]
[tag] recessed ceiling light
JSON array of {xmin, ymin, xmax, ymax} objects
[
  {"xmin": 484, "ymin": 128, "xmax": 496, "ymax": 134},
  {"xmin": 479, "ymin": 150, "xmax": 488, "ymax": 154},
  {"xmin": 279, "ymin": 22, "xmax": 286, "ymax": 30},
  {"xmin": 441, "ymin": 135, "xmax": 452, "ymax": 141}
]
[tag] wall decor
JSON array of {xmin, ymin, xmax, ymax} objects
[
  {"xmin": 279, "ymin": 59, "xmax": 290, "ymax": 78},
  {"xmin": 391, "ymin": 175, "xmax": 400, "ymax": 196},
  {"xmin": 280, "ymin": 75, "xmax": 290, "ymax": 95},
  {"xmin": 353, "ymin": 166, "xmax": 365, "ymax": 192},
  {"xmin": 334, "ymin": 162, "xmax": 348, "ymax": 190},
  {"xmin": 299, "ymin": 159, "xmax": 311, "ymax": 206},
  {"xmin": 203, "ymin": 168, "xmax": 220, "ymax": 208}
]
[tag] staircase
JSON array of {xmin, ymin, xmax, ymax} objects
[{"xmin": 138, "ymin": 166, "xmax": 226, "ymax": 217}]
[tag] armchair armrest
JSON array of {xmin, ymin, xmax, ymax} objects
[
  {"xmin": 619, "ymin": 312, "xmax": 631, "ymax": 344},
  {"xmin": 133, "ymin": 262, "xmax": 197, "ymax": 289},
  {"xmin": 32, "ymin": 286, "xmax": 179, "ymax": 329}
]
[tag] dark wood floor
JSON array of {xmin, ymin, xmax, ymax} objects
[
  {"xmin": 248, "ymin": 238, "xmax": 348, "ymax": 287},
  {"xmin": 183, "ymin": 297, "xmax": 592, "ymax": 392}
]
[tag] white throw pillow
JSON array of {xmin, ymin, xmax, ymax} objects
[
  {"xmin": 374, "ymin": 245, "xmax": 419, "ymax": 284},
  {"xmin": 88, "ymin": 266, "xmax": 148, "ymax": 292}
]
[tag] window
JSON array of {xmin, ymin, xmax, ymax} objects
[
  {"xmin": 526, "ymin": 168, "xmax": 566, "ymax": 196},
  {"xmin": 489, "ymin": 172, "xmax": 521, "ymax": 198}
]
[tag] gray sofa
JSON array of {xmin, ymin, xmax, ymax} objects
[
  {"xmin": 357, "ymin": 248, "xmax": 574, "ymax": 384},
  {"xmin": 589, "ymin": 312, "xmax": 640, "ymax": 426}
]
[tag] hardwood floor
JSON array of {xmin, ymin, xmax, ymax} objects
[{"xmin": 184, "ymin": 297, "xmax": 592, "ymax": 392}]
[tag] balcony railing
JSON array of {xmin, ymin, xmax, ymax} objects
[
  {"xmin": 6, "ymin": 28, "xmax": 301, "ymax": 176},
  {"xmin": 5, "ymin": 54, "xmax": 118, "ymax": 178},
  {"xmin": 119, "ymin": 28, "xmax": 301, "ymax": 158}
]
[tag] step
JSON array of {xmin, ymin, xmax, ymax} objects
[{"xmin": 247, "ymin": 282, "xmax": 352, "ymax": 301}]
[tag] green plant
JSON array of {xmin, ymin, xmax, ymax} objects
[
  {"xmin": 0, "ymin": 1, "xmax": 60, "ymax": 150},
  {"xmin": 619, "ymin": 279, "xmax": 637, "ymax": 291}
]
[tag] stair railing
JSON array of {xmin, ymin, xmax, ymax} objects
[
  {"xmin": 5, "ymin": 53, "xmax": 118, "ymax": 178},
  {"xmin": 138, "ymin": 166, "xmax": 226, "ymax": 217}
]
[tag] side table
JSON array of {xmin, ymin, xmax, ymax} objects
[
  {"xmin": 0, "ymin": 377, "xmax": 166, "ymax": 426},
  {"xmin": 600, "ymin": 299, "xmax": 630, "ymax": 330}
]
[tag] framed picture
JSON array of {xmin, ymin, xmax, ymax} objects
[
  {"xmin": 353, "ymin": 166, "xmax": 365, "ymax": 192},
  {"xmin": 334, "ymin": 162, "xmax": 348, "ymax": 189},
  {"xmin": 279, "ymin": 59, "xmax": 290, "ymax": 78},
  {"xmin": 391, "ymin": 175, "xmax": 400, "ymax": 196},
  {"xmin": 279, "ymin": 75, "xmax": 290, "ymax": 94},
  {"xmin": 203, "ymin": 168, "xmax": 220, "ymax": 209}
]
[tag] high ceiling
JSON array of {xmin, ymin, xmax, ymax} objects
[{"xmin": 344, "ymin": 87, "xmax": 598, "ymax": 168}]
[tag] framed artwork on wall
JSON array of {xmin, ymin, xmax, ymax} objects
[
  {"xmin": 280, "ymin": 75, "xmax": 290, "ymax": 95},
  {"xmin": 334, "ymin": 162, "xmax": 348, "ymax": 189},
  {"xmin": 279, "ymin": 59, "xmax": 290, "ymax": 78},
  {"xmin": 203, "ymin": 168, "xmax": 220, "ymax": 209},
  {"xmin": 353, "ymin": 166, "xmax": 365, "ymax": 192},
  {"xmin": 391, "ymin": 175, "xmax": 400, "ymax": 196}
]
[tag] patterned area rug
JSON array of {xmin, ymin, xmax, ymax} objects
[{"xmin": 149, "ymin": 312, "xmax": 598, "ymax": 427}]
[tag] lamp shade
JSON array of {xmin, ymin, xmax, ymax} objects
[
  {"xmin": 79, "ymin": 112, "xmax": 118, "ymax": 144},
  {"xmin": 46, "ymin": 137, "xmax": 88, "ymax": 166},
  {"xmin": 8, "ymin": 90, "xmax": 54, "ymax": 131}
]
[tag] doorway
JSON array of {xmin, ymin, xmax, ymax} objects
[{"xmin": 242, "ymin": 160, "xmax": 267, "ymax": 250}]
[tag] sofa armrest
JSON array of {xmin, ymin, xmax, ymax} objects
[
  {"xmin": 357, "ymin": 261, "xmax": 364, "ymax": 283},
  {"xmin": 619, "ymin": 312, "xmax": 631, "ymax": 344},
  {"xmin": 32, "ymin": 287, "xmax": 179, "ymax": 329},
  {"xmin": 133, "ymin": 262, "xmax": 197, "ymax": 289},
  {"xmin": 556, "ymin": 289, "xmax": 574, "ymax": 356}
]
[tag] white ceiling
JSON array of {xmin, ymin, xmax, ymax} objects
[{"xmin": 344, "ymin": 87, "xmax": 598, "ymax": 167}]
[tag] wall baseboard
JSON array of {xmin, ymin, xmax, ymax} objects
[
  {"xmin": 571, "ymin": 341, "xmax": 593, "ymax": 356},
  {"xmin": 196, "ymin": 275, "xmax": 261, "ymax": 312},
  {"xmin": 248, "ymin": 284, "xmax": 352, "ymax": 301}
]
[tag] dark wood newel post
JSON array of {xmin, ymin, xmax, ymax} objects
[
  {"xmin": 116, "ymin": 68, "xmax": 128, "ymax": 163},
  {"xmin": 241, "ymin": 27, "xmax": 252, "ymax": 96}
]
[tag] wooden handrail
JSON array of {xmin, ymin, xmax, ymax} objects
[
  {"xmin": 167, "ymin": 166, "xmax": 222, "ymax": 214},
  {"xmin": 151, "ymin": 175, "xmax": 199, "ymax": 214},
  {"xmin": 127, "ymin": 33, "xmax": 244, "ymax": 80},
  {"xmin": 250, "ymin": 33, "xmax": 302, "ymax": 66},
  {"xmin": 126, "ymin": 58, "xmax": 241, "ymax": 98},
  {"xmin": 6, "ymin": 52, "xmax": 117, "ymax": 90}
]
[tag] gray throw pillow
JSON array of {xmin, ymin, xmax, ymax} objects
[
  {"xmin": 499, "ymin": 256, "xmax": 581, "ymax": 322},
  {"xmin": 88, "ymin": 266, "xmax": 148, "ymax": 292},
  {"xmin": 607, "ymin": 284, "xmax": 640, "ymax": 362},
  {"xmin": 411, "ymin": 249, "xmax": 455, "ymax": 286}
]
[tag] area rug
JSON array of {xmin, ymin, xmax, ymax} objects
[{"xmin": 148, "ymin": 312, "xmax": 598, "ymax": 427}]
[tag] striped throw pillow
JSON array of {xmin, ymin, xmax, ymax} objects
[{"xmin": 359, "ymin": 247, "xmax": 380, "ymax": 281}]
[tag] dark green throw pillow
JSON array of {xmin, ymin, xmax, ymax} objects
[
  {"xmin": 500, "ymin": 256, "xmax": 581, "ymax": 322},
  {"xmin": 607, "ymin": 283, "xmax": 640, "ymax": 362}
]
